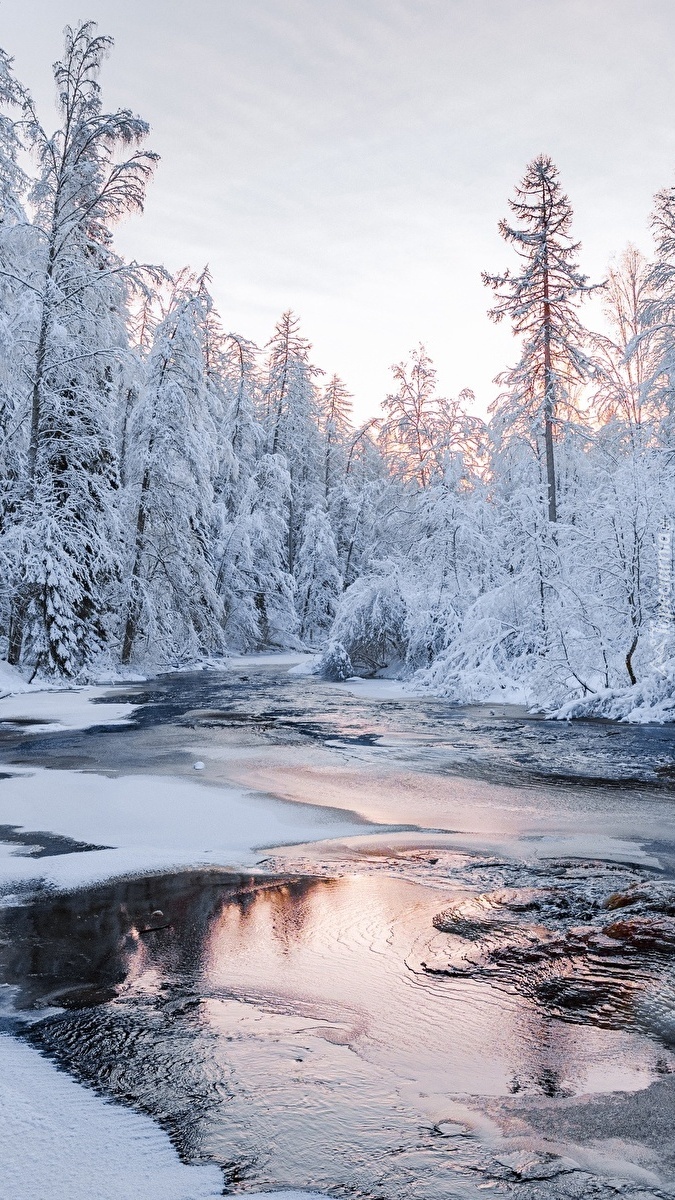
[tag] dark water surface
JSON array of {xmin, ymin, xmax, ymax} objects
[{"xmin": 3, "ymin": 661, "xmax": 675, "ymax": 1197}]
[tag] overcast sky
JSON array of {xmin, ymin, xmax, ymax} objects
[{"xmin": 2, "ymin": 0, "xmax": 675, "ymax": 420}]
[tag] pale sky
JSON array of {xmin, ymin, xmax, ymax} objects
[{"xmin": 2, "ymin": 0, "xmax": 675, "ymax": 420}]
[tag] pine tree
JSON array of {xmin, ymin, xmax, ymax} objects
[
  {"xmin": 212, "ymin": 330, "xmax": 266, "ymax": 648},
  {"xmin": 240, "ymin": 453, "xmax": 298, "ymax": 648},
  {"xmin": 320, "ymin": 374, "xmax": 353, "ymax": 497},
  {"xmin": 483, "ymin": 155, "xmax": 595, "ymax": 522},
  {"xmin": 262, "ymin": 310, "xmax": 323, "ymax": 570}
]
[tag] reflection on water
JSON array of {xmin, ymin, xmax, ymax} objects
[
  {"xmin": 0, "ymin": 868, "xmax": 307, "ymax": 1010},
  {"xmin": 4, "ymin": 862, "xmax": 675, "ymax": 1197}
]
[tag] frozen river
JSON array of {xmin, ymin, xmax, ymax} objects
[{"xmin": 2, "ymin": 658, "xmax": 675, "ymax": 1198}]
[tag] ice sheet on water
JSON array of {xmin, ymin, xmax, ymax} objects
[
  {"xmin": 0, "ymin": 764, "xmax": 369, "ymax": 894},
  {"xmin": 0, "ymin": 684, "xmax": 138, "ymax": 731}
]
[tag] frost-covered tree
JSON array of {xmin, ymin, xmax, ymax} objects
[
  {"xmin": 320, "ymin": 374, "xmax": 353, "ymax": 498},
  {"xmin": 379, "ymin": 345, "xmax": 481, "ymax": 489},
  {"xmin": 325, "ymin": 562, "xmax": 408, "ymax": 676},
  {"xmin": 0, "ymin": 46, "xmax": 31, "ymax": 559},
  {"xmin": 484, "ymin": 156, "xmax": 595, "ymax": 522},
  {"xmin": 592, "ymin": 247, "xmax": 661, "ymax": 440},
  {"xmin": 295, "ymin": 506, "xmax": 342, "ymax": 644},
  {"xmin": 238, "ymin": 453, "xmax": 298, "ymax": 648},
  {"xmin": 588, "ymin": 248, "xmax": 665, "ymax": 684},
  {"xmin": 262, "ymin": 310, "xmax": 323, "ymax": 570},
  {"xmin": 211, "ymin": 330, "xmax": 266, "ymax": 647},
  {"xmin": 641, "ymin": 185, "xmax": 675, "ymax": 438},
  {"xmin": 3, "ymin": 23, "xmax": 157, "ymax": 674},
  {"xmin": 121, "ymin": 276, "xmax": 223, "ymax": 664}
]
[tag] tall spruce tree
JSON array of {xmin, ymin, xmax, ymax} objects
[
  {"xmin": 262, "ymin": 311, "xmax": 323, "ymax": 571},
  {"xmin": 483, "ymin": 155, "xmax": 594, "ymax": 522}
]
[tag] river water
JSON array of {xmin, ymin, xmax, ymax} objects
[{"xmin": 3, "ymin": 661, "xmax": 675, "ymax": 1198}]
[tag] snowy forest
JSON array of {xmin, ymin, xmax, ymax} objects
[{"xmin": 1, "ymin": 21, "xmax": 675, "ymax": 719}]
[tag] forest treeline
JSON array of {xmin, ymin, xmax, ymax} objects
[{"xmin": 1, "ymin": 22, "xmax": 674, "ymax": 717}]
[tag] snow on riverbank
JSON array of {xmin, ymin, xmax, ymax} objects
[
  {"xmin": 1, "ymin": 1034, "xmax": 332, "ymax": 1200},
  {"xmin": 555, "ymin": 665, "xmax": 675, "ymax": 725},
  {"xmin": 0, "ymin": 659, "xmax": 140, "ymax": 729},
  {"xmin": 1, "ymin": 1035, "xmax": 223, "ymax": 1200}
]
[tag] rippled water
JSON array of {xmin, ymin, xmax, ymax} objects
[{"xmin": 3, "ymin": 662, "xmax": 675, "ymax": 1197}]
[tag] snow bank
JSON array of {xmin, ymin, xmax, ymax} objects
[
  {"xmin": 0, "ymin": 660, "xmax": 32, "ymax": 697},
  {"xmin": 0, "ymin": 1034, "xmax": 223, "ymax": 1200},
  {"xmin": 1, "ymin": 1029, "xmax": 331, "ymax": 1200},
  {"xmin": 0, "ymin": 765, "xmax": 367, "ymax": 893},
  {"xmin": 555, "ymin": 663, "xmax": 675, "ymax": 724}
]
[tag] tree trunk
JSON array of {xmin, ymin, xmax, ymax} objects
[
  {"xmin": 7, "ymin": 599, "xmax": 27, "ymax": 665},
  {"xmin": 121, "ymin": 464, "xmax": 151, "ymax": 664},
  {"xmin": 625, "ymin": 631, "xmax": 639, "ymax": 686},
  {"xmin": 542, "ymin": 267, "xmax": 557, "ymax": 523}
]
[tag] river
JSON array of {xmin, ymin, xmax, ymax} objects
[{"xmin": 2, "ymin": 658, "xmax": 675, "ymax": 1198}]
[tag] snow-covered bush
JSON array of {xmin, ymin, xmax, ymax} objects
[
  {"xmin": 328, "ymin": 563, "xmax": 408, "ymax": 676},
  {"xmin": 318, "ymin": 640, "xmax": 353, "ymax": 681}
]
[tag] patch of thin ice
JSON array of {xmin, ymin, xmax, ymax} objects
[
  {"xmin": 338, "ymin": 677, "xmax": 414, "ymax": 700},
  {"xmin": 0, "ymin": 765, "xmax": 367, "ymax": 892},
  {"xmin": 0, "ymin": 685, "xmax": 138, "ymax": 731},
  {"xmin": 227, "ymin": 652, "xmax": 316, "ymax": 669}
]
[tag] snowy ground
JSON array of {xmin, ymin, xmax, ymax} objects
[
  {"xmin": 1, "ymin": 1035, "xmax": 223, "ymax": 1200},
  {"xmin": 1, "ymin": 1034, "xmax": 330, "ymax": 1200}
]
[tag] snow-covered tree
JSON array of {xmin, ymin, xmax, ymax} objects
[
  {"xmin": 262, "ymin": 310, "xmax": 323, "ymax": 571},
  {"xmin": 239, "ymin": 453, "xmax": 298, "ymax": 648},
  {"xmin": 379, "ymin": 345, "xmax": 482, "ymax": 490},
  {"xmin": 483, "ymin": 155, "xmax": 595, "ymax": 522},
  {"xmin": 319, "ymin": 374, "xmax": 353, "ymax": 498},
  {"xmin": 121, "ymin": 276, "xmax": 223, "ymax": 664},
  {"xmin": 3, "ymin": 22, "xmax": 157, "ymax": 674},
  {"xmin": 295, "ymin": 505, "xmax": 342, "ymax": 644}
]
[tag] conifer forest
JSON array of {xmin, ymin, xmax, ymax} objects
[{"xmin": 1, "ymin": 21, "xmax": 674, "ymax": 716}]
